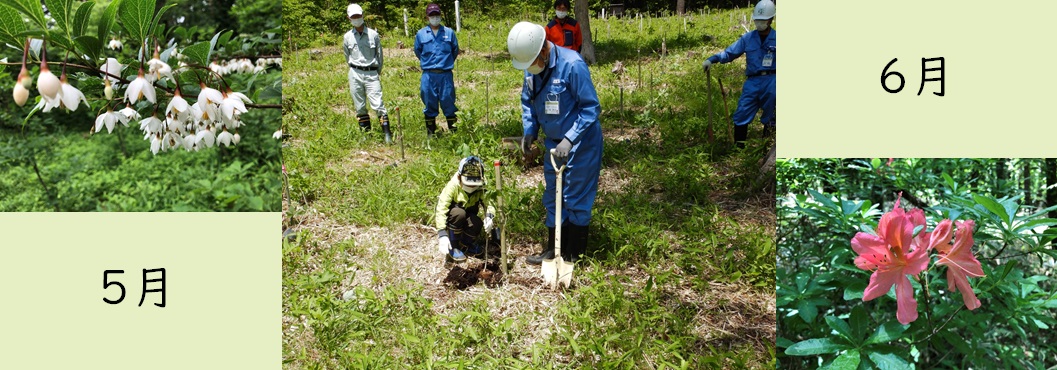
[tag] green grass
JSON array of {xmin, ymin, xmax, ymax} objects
[{"xmin": 283, "ymin": 10, "xmax": 775, "ymax": 368}]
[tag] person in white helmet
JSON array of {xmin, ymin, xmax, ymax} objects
[
  {"xmin": 703, "ymin": 0, "xmax": 775, "ymax": 148},
  {"xmin": 343, "ymin": 3, "xmax": 392, "ymax": 143},
  {"xmin": 507, "ymin": 22, "xmax": 602, "ymax": 265}
]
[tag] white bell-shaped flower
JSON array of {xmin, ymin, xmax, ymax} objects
[
  {"xmin": 220, "ymin": 91, "xmax": 249, "ymax": 120},
  {"xmin": 118, "ymin": 105, "xmax": 140, "ymax": 125},
  {"xmin": 37, "ymin": 68, "xmax": 60, "ymax": 100},
  {"xmin": 108, "ymin": 38, "xmax": 123, "ymax": 50},
  {"xmin": 217, "ymin": 130, "xmax": 234, "ymax": 147},
  {"xmin": 95, "ymin": 110, "xmax": 122, "ymax": 133},
  {"xmin": 125, "ymin": 69, "xmax": 156, "ymax": 104},
  {"xmin": 149, "ymin": 135, "xmax": 161, "ymax": 155},
  {"xmin": 140, "ymin": 115, "xmax": 163, "ymax": 135},
  {"xmin": 99, "ymin": 58, "xmax": 125, "ymax": 84},
  {"xmin": 57, "ymin": 75, "xmax": 88, "ymax": 112}
]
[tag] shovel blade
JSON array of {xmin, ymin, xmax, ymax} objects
[
  {"xmin": 557, "ymin": 260, "xmax": 575, "ymax": 288},
  {"xmin": 541, "ymin": 258, "xmax": 558, "ymax": 288},
  {"xmin": 541, "ymin": 257, "xmax": 574, "ymax": 289}
]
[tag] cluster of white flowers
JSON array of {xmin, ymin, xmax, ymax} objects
[
  {"xmin": 135, "ymin": 84, "xmax": 252, "ymax": 155},
  {"xmin": 12, "ymin": 40, "xmax": 276, "ymax": 155},
  {"xmin": 209, "ymin": 57, "xmax": 281, "ymax": 75},
  {"xmin": 18, "ymin": 46, "xmax": 89, "ymax": 113}
]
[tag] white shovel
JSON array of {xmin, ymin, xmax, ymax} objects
[{"xmin": 542, "ymin": 149, "xmax": 574, "ymax": 289}]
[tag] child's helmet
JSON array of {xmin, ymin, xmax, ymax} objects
[{"xmin": 458, "ymin": 156, "xmax": 485, "ymax": 186}]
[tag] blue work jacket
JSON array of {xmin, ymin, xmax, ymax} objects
[
  {"xmin": 414, "ymin": 25, "xmax": 459, "ymax": 71},
  {"xmin": 708, "ymin": 30, "xmax": 776, "ymax": 76}
]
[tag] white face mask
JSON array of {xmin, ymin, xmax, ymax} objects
[
  {"xmin": 461, "ymin": 184, "xmax": 480, "ymax": 193},
  {"xmin": 754, "ymin": 20, "xmax": 770, "ymax": 31},
  {"xmin": 429, "ymin": 16, "xmax": 441, "ymax": 26},
  {"xmin": 351, "ymin": 18, "xmax": 364, "ymax": 27},
  {"xmin": 555, "ymin": 10, "xmax": 568, "ymax": 19},
  {"xmin": 527, "ymin": 62, "xmax": 544, "ymax": 75}
]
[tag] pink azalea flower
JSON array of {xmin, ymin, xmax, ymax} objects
[
  {"xmin": 851, "ymin": 195, "xmax": 933, "ymax": 325},
  {"xmin": 936, "ymin": 220, "xmax": 985, "ymax": 310}
]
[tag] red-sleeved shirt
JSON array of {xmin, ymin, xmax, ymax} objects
[{"xmin": 545, "ymin": 17, "xmax": 582, "ymax": 53}]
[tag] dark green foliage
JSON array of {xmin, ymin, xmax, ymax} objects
[{"xmin": 778, "ymin": 159, "xmax": 1057, "ymax": 369}]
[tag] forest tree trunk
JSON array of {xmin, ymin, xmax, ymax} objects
[
  {"xmin": 1022, "ymin": 159, "xmax": 1032, "ymax": 207},
  {"xmin": 575, "ymin": 0, "xmax": 596, "ymax": 64},
  {"xmin": 996, "ymin": 158, "xmax": 1007, "ymax": 192},
  {"xmin": 1047, "ymin": 158, "xmax": 1056, "ymax": 247},
  {"xmin": 677, "ymin": 0, "xmax": 686, "ymax": 15}
]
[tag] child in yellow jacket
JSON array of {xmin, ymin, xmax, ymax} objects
[{"xmin": 435, "ymin": 156, "xmax": 496, "ymax": 262}]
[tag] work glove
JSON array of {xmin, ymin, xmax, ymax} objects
[
  {"xmin": 553, "ymin": 138, "xmax": 572, "ymax": 162},
  {"xmin": 483, "ymin": 213, "xmax": 494, "ymax": 233},
  {"xmin": 521, "ymin": 135, "xmax": 535, "ymax": 154},
  {"xmin": 702, "ymin": 59, "xmax": 712, "ymax": 71},
  {"xmin": 437, "ymin": 230, "xmax": 451, "ymax": 254}
]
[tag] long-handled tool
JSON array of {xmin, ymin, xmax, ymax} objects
[
  {"xmin": 396, "ymin": 106, "xmax": 405, "ymax": 161},
  {"xmin": 542, "ymin": 149, "xmax": 574, "ymax": 289},
  {"xmin": 494, "ymin": 160, "xmax": 508, "ymax": 278},
  {"xmin": 706, "ymin": 67, "xmax": 715, "ymax": 144}
]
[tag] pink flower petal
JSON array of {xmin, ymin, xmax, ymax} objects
[
  {"xmin": 864, "ymin": 269, "xmax": 902, "ymax": 301},
  {"xmin": 947, "ymin": 267, "xmax": 982, "ymax": 310},
  {"xmin": 852, "ymin": 233, "xmax": 889, "ymax": 270},
  {"xmin": 895, "ymin": 275, "xmax": 919, "ymax": 324}
]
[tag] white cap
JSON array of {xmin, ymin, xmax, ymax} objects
[
  {"xmin": 347, "ymin": 4, "xmax": 363, "ymax": 17},
  {"xmin": 506, "ymin": 22, "xmax": 546, "ymax": 70},
  {"xmin": 753, "ymin": 0, "xmax": 775, "ymax": 20}
]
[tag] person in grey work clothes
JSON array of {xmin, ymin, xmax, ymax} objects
[{"xmin": 343, "ymin": 3, "xmax": 392, "ymax": 143}]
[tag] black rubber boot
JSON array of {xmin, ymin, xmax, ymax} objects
[
  {"xmin": 425, "ymin": 115, "xmax": 438, "ymax": 137},
  {"xmin": 357, "ymin": 114, "xmax": 371, "ymax": 132},
  {"xmin": 762, "ymin": 125, "xmax": 774, "ymax": 139},
  {"xmin": 525, "ymin": 227, "xmax": 555, "ymax": 266},
  {"xmin": 381, "ymin": 115, "xmax": 393, "ymax": 144},
  {"xmin": 734, "ymin": 124, "xmax": 748, "ymax": 149},
  {"xmin": 446, "ymin": 116, "xmax": 458, "ymax": 133},
  {"xmin": 565, "ymin": 224, "xmax": 589, "ymax": 263}
]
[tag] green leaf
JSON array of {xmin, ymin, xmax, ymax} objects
[
  {"xmin": 974, "ymin": 195, "xmax": 1010, "ymax": 226},
  {"xmin": 938, "ymin": 330, "xmax": 972, "ymax": 355},
  {"xmin": 182, "ymin": 40, "xmax": 211, "ymax": 66},
  {"xmin": 0, "ymin": 0, "xmax": 47, "ymax": 29},
  {"xmin": 1014, "ymin": 218, "xmax": 1057, "ymax": 233},
  {"xmin": 823, "ymin": 349, "xmax": 861, "ymax": 370},
  {"xmin": 74, "ymin": 35, "xmax": 101, "ymax": 63},
  {"xmin": 98, "ymin": 0, "xmax": 121, "ymax": 43},
  {"xmin": 870, "ymin": 158, "xmax": 881, "ymax": 168},
  {"xmin": 0, "ymin": 4, "xmax": 26, "ymax": 49},
  {"xmin": 119, "ymin": 0, "xmax": 154, "ymax": 45},
  {"xmin": 849, "ymin": 305, "xmax": 869, "ymax": 342},
  {"xmin": 809, "ymin": 189, "xmax": 840, "ymax": 213},
  {"xmin": 864, "ymin": 321, "xmax": 907, "ymax": 345},
  {"xmin": 43, "ymin": 0, "xmax": 73, "ymax": 38},
  {"xmin": 785, "ymin": 338, "xmax": 849, "ymax": 356},
  {"xmin": 797, "ymin": 299, "xmax": 818, "ymax": 323},
  {"xmin": 148, "ymin": 2, "xmax": 176, "ymax": 39},
  {"xmin": 72, "ymin": 1, "xmax": 94, "ymax": 38},
  {"xmin": 866, "ymin": 351, "xmax": 911, "ymax": 370},
  {"xmin": 776, "ymin": 337, "xmax": 794, "ymax": 348},
  {"xmin": 825, "ymin": 315, "xmax": 857, "ymax": 345}
]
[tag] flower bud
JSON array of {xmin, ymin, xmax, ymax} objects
[
  {"xmin": 18, "ymin": 66, "xmax": 31, "ymax": 88},
  {"xmin": 104, "ymin": 79, "xmax": 114, "ymax": 100},
  {"xmin": 13, "ymin": 82, "xmax": 29, "ymax": 106}
]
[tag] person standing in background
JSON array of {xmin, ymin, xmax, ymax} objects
[{"xmin": 414, "ymin": 3, "xmax": 461, "ymax": 137}]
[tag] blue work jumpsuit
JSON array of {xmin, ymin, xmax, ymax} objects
[
  {"xmin": 708, "ymin": 29, "xmax": 775, "ymax": 128},
  {"xmin": 522, "ymin": 42, "xmax": 603, "ymax": 228},
  {"xmin": 414, "ymin": 25, "xmax": 459, "ymax": 119}
]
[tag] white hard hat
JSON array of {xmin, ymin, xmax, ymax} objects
[
  {"xmin": 753, "ymin": 0, "xmax": 775, "ymax": 20},
  {"xmin": 347, "ymin": 3, "xmax": 363, "ymax": 17},
  {"xmin": 507, "ymin": 22, "xmax": 546, "ymax": 70}
]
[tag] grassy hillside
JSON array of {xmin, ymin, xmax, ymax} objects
[{"xmin": 282, "ymin": 9, "xmax": 775, "ymax": 368}]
